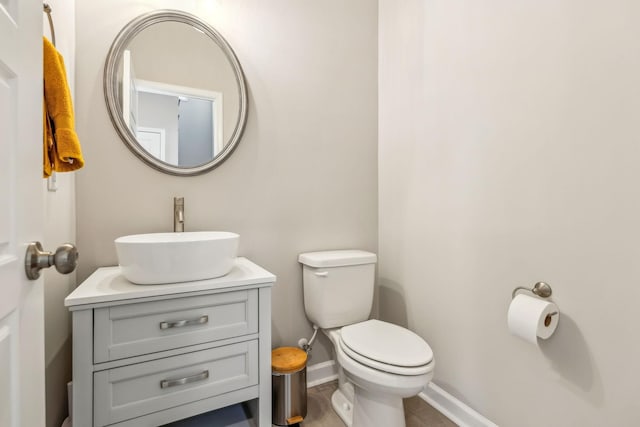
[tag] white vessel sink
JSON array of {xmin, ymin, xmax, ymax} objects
[{"xmin": 115, "ymin": 231, "xmax": 239, "ymax": 285}]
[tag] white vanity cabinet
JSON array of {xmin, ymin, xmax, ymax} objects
[{"xmin": 65, "ymin": 258, "xmax": 275, "ymax": 427}]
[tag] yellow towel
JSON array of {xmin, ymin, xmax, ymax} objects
[{"xmin": 43, "ymin": 36, "xmax": 84, "ymax": 177}]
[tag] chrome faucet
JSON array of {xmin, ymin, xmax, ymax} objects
[{"xmin": 174, "ymin": 197, "xmax": 184, "ymax": 232}]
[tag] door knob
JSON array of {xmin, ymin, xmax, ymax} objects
[{"xmin": 25, "ymin": 242, "xmax": 78, "ymax": 280}]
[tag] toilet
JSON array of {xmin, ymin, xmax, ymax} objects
[{"xmin": 298, "ymin": 250, "xmax": 434, "ymax": 427}]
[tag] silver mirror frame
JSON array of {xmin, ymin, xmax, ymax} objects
[{"xmin": 104, "ymin": 10, "xmax": 248, "ymax": 176}]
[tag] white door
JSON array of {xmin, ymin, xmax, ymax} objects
[
  {"xmin": 137, "ymin": 127, "xmax": 167, "ymax": 161},
  {"xmin": 0, "ymin": 1, "xmax": 46, "ymax": 426}
]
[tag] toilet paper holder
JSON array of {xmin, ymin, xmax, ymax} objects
[{"xmin": 512, "ymin": 281, "xmax": 553, "ymax": 300}]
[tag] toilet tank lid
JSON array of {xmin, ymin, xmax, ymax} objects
[{"xmin": 298, "ymin": 250, "xmax": 377, "ymax": 268}]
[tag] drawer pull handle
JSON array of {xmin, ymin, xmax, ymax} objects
[
  {"xmin": 160, "ymin": 370, "xmax": 210, "ymax": 389},
  {"xmin": 159, "ymin": 315, "xmax": 209, "ymax": 330}
]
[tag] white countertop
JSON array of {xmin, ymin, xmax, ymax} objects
[{"xmin": 65, "ymin": 257, "xmax": 276, "ymax": 308}]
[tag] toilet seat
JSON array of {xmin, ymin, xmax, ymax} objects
[{"xmin": 340, "ymin": 320, "xmax": 433, "ymax": 376}]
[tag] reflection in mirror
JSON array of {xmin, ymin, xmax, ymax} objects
[
  {"xmin": 104, "ymin": 10, "xmax": 247, "ymax": 175},
  {"xmin": 122, "ymin": 52, "xmax": 224, "ymax": 166}
]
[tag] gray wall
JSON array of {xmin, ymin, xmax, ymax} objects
[
  {"xmin": 379, "ymin": 1, "xmax": 640, "ymax": 426},
  {"xmin": 75, "ymin": 0, "xmax": 378, "ymax": 365},
  {"xmin": 138, "ymin": 92, "xmax": 179, "ymax": 163},
  {"xmin": 178, "ymin": 98, "xmax": 213, "ymax": 167}
]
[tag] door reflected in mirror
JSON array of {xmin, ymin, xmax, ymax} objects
[{"xmin": 104, "ymin": 10, "xmax": 247, "ymax": 175}]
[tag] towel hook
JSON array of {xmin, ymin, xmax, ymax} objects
[
  {"xmin": 512, "ymin": 281, "xmax": 552, "ymax": 300},
  {"xmin": 43, "ymin": 3, "xmax": 56, "ymax": 47},
  {"xmin": 43, "ymin": 3, "xmax": 59, "ymax": 192}
]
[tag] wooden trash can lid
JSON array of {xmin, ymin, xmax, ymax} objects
[{"xmin": 272, "ymin": 347, "xmax": 307, "ymax": 373}]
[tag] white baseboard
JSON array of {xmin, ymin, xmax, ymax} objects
[
  {"xmin": 419, "ymin": 383, "xmax": 498, "ymax": 427},
  {"xmin": 306, "ymin": 360, "xmax": 338, "ymax": 388},
  {"xmin": 305, "ymin": 360, "xmax": 498, "ymax": 427}
]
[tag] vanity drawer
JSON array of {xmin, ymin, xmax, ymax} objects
[
  {"xmin": 94, "ymin": 290, "xmax": 258, "ymax": 363},
  {"xmin": 93, "ymin": 340, "xmax": 258, "ymax": 427}
]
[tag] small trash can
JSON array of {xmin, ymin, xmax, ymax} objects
[{"xmin": 272, "ymin": 346, "xmax": 308, "ymax": 426}]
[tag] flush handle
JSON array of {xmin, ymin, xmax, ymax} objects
[
  {"xmin": 25, "ymin": 242, "xmax": 78, "ymax": 280},
  {"xmin": 314, "ymin": 271, "xmax": 329, "ymax": 277}
]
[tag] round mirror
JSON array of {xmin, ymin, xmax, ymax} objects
[{"xmin": 104, "ymin": 10, "xmax": 247, "ymax": 176}]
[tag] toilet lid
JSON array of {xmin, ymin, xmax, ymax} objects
[{"xmin": 340, "ymin": 320, "xmax": 433, "ymax": 369}]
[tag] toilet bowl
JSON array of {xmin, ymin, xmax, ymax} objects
[
  {"xmin": 299, "ymin": 250, "xmax": 435, "ymax": 427},
  {"xmin": 325, "ymin": 322, "xmax": 433, "ymax": 427}
]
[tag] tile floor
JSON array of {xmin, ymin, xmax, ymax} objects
[{"xmin": 301, "ymin": 381, "xmax": 457, "ymax": 427}]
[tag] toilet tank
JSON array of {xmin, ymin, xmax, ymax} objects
[{"xmin": 298, "ymin": 250, "xmax": 377, "ymax": 329}]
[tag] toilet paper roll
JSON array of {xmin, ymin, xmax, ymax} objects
[{"xmin": 507, "ymin": 294, "xmax": 559, "ymax": 344}]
